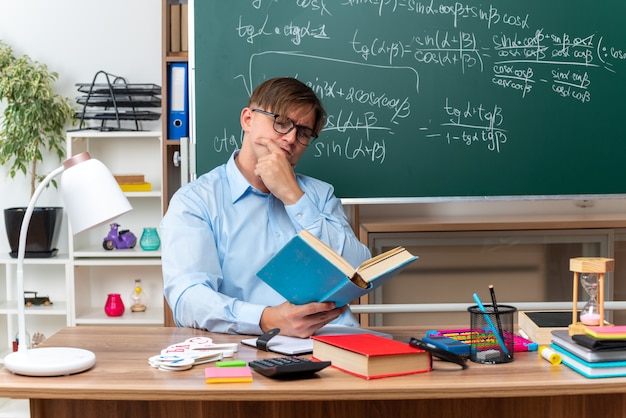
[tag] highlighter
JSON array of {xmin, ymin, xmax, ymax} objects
[{"xmin": 539, "ymin": 346, "xmax": 562, "ymax": 365}]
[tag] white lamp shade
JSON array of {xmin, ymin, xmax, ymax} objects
[{"xmin": 61, "ymin": 153, "xmax": 133, "ymax": 234}]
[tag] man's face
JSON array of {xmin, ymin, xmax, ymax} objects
[{"xmin": 244, "ymin": 105, "xmax": 316, "ymax": 167}]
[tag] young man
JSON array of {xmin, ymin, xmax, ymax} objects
[{"xmin": 161, "ymin": 77, "xmax": 371, "ymax": 337}]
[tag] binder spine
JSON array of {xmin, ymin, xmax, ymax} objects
[{"xmin": 168, "ymin": 62, "xmax": 189, "ymax": 140}]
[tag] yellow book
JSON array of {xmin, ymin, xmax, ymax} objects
[{"xmin": 119, "ymin": 182, "xmax": 152, "ymax": 192}]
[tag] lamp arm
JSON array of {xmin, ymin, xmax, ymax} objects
[{"xmin": 16, "ymin": 165, "xmax": 65, "ymax": 353}]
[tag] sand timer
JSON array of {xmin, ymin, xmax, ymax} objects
[
  {"xmin": 579, "ymin": 272, "xmax": 600, "ymax": 325},
  {"xmin": 130, "ymin": 278, "xmax": 147, "ymax": 312},
  {"xmin": 569, "ymin": 257, "xmax": 614, "ymax": 335}
]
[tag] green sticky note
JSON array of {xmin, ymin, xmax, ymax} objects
[{"xmin": 215, "ymin": 360, "xmax": 247, "ymax": 367}]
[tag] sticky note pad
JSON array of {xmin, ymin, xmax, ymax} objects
[{"xmin": 205, "ymin": 366, "xmax": 253, "ymax": 383}]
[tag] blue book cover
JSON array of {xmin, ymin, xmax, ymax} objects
[
  {"xmin": 550, "ymin": 344, "xmax": 626, "ymax": 378},
  {"xmin": 256, "ymin": 229, "xmax": 417, "ymax": 307}
]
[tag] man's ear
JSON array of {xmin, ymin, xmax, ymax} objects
[{"xmin": 240, "ymin": 107, "xmax": 253, "ymax": 131}]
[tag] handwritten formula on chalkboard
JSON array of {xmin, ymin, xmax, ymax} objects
[{"xmin": 193, "ymin": 1, "xmax": 626, "ymax": 200}]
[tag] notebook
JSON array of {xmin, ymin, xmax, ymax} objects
[{"xmin": 241, "ymin": 325, "xmax": 392, "ymax": 355}]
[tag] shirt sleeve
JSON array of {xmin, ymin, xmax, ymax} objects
[
  {"xmin": 160, "ymin": 190, "xmax": 266, "ymax": 335},
  {"xmin": 284, "ymin": 179, "xmax": 371, "ymax": 268}
]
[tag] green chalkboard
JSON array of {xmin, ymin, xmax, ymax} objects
[{"xmin": 191, "ymin": 1, "xmax": 626, "ymax": 200}]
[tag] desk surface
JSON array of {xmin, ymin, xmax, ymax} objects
[{"xmin": 1, "ymin": 326, "xmax": 625, "ymax": 402}]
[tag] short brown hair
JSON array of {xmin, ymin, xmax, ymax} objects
[{"xmin": 248, "ymin": 77, "xmax": 326, "ymax": 137}]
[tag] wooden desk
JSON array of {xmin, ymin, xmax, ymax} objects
[{"xmin": 2, "ymin": 326, "xmax": 626, "ymax": 418}]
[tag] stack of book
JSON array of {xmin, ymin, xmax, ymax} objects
[
  {"xmin": 169, "ymin": 0, "xmax": 189, "ymax": 54},
  {"xmin": 114, "ymin": 174, "xmax": 151, "ymax": 192},
  {"xmin": 550, "ymin": 328, "xmax": 626, "ymax": 378}
]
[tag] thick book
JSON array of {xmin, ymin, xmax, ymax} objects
[
  {"xmin": 257, "ymin": 229, "xmax": 418, "ymax": 306},
  {"xmin": 550, "ymin": 344, "xmax": 626, "ymax": 378},
  {"xmin": 518, "ymin": 311, "xmax": 573, "ymax": 345},
  {"xmin": 311, "ymin": 333, "xmax": 431, "ymax": 379},
  {"xmin": 551, "ymin": 330, "xmax": 626, "ymax": 363}
]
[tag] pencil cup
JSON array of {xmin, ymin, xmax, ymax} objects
[{"xmin": 467, "ymin": 304, "xmax": 516, "ymax": 364}]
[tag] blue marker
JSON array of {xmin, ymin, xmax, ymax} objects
[{"xmin": 472, "ymin": 293, "xmax": 511, "ymax": 358}]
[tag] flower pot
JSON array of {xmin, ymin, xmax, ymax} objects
[{"xmin": 3, "ymin": 207, "xmax": 63, "ymax": 258}]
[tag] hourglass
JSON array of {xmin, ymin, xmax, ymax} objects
[
  {"xmin": 569, "ymin": 257, "xmax": 614, "ymax": 335},
  {"xmin": 130, "ymin": 278, "xmax": 147, "ymax": 312},
  {"xmin": 580, "ymin": 272, "xmax": 600, "ymax": 325}
]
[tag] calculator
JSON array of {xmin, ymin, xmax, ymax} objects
[{"xmin": 248, "ymin": 356, "xmax": 331, "ymax": 379}]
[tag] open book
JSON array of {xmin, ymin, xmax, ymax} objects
[{"xmin": 256, "ymin": 229, "xmax": 418, "ymax": 307}]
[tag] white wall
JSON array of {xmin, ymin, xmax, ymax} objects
[
  {"xmin": 1, "ymin": 0, "xmax": 626, "ymax": 258},
  {"xmin": 0, "ymin": 0, "xmax": 161, "ymax": 254}
]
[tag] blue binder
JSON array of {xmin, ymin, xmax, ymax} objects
[{"xmin": 168, "ymin": 62, "xmax": 188, "ymax": 139}]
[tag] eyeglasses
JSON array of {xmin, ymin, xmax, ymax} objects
[{"xmin": 252, "ymin": 108, "xmax": 317, "ymax": 146}]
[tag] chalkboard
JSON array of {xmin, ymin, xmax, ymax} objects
[{"xmin": 191, "ymin": 1, "xmax": 626, "ymax": 201}]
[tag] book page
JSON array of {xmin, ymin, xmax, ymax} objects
[
  {"xmin": 298, "ymin": 229, "xmax": 354, "ymax": 276},
  {"xmin": 356, "ymin": 246, "xmax": 404, "ymax": 270},
  {"xmin": 357, "ymin": 248, "xmax": 416, "ymax": 283}
]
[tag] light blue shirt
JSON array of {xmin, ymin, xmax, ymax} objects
[{"xmin": 160, "ymin": 151, "xmax": 372, "ymax": 335}]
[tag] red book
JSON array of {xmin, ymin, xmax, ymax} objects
[{"xmin": 311, "ymin": 334, "xmax": 431, "ymax": 380}]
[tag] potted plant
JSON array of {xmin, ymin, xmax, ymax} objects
[{"xmin": 0, "ymin": 40, "xmax": 75, "ymax": 257}]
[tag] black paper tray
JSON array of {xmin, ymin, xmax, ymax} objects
[
  {"xmin": 75, "ymin": 110, "xmax": 161, "ymax": 121},
  {"xmin": 76, "ymin": 83, "xmax": 161, "ymax": 95},
  {"xmin": 76, "ymin": 95, "xmax": 162, "ymax": 108}
]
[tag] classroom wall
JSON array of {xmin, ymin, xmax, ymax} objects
[
  {"xmin": 0, "ymin": 0, "xmax": 161, "ymax": 255},
  {"xmin": 2, "ymin": 0, "xmax": 626, "ymax": 258}
]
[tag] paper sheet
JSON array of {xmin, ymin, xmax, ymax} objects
[{"xmin": 240, "ymin": 325, "xmax": 392, "ymax": 355}]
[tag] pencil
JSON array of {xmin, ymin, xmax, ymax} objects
[{"xmin": 489, "ymin": 284, "xmax": 510, "ymax": 359}]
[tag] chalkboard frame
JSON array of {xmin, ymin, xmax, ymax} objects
[{"xmin": 188, "ymin": 1, "xmax": 626, "ymax": 203}]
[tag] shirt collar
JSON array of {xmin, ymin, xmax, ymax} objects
[{"xmin": 226, "ymin": 150, "xmax": 266, "ymax": 203}]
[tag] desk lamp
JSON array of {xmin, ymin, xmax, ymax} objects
[{"xmin": 3, "ymin": 152, "xmax": 132, "ymax": 376}]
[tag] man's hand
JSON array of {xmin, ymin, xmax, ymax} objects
[
  {"xmin": 260, "ymin": 302, "xmax": 348, "ymax": 338},
  {"xmin": 254, "ymin": 138, "xmax": 303, "ymax": 205}
]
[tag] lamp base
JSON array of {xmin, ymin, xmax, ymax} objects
[{"xmin": 4, "ymin": 347, "xmax": 96, "ymax": 376}]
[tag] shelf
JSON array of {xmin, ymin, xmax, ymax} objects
[
  {"xmin": 72, "ymin": 248, "xmax": 161, "ymax": 262},
  {"xmin": 74, "ymin": 307, "xmax": 163, "ymax": 325},
  {"xmin": 66, "ymin": 129, "xmax": 165, "ymax": 330},
  {"xmin": 0, "ymin": 254, "xmax": 70, "ymax": 264},
  {"xmin": 67, "ymin": 130, "xmax": 162, "ymax": 139},
  {"xmin": 0, "ymin": 301, "xmax": 68, "ymax": 316},
  {"xmin": 166, "ymin": 53, "xmax": 188, "ymax": 61},
  {"xmin": 125, "ymin": 191, "xmax": 162, "ymax": 198}
]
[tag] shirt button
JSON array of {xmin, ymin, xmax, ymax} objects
[
  {"xmin": 274, "ymin": 232, "xmax": 280, "ymax": 237},
  {"xmin": 296, "ymin": 213, "xmax": 303, "ymax": 220}
]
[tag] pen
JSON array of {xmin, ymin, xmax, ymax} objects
[
  {"xmin": 489, "ymin": 284, "xmax": 505, "ymax": 342},
  {"xmin": 472, "ymin": 292, "xmax": 511, "ymax": 358}
]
